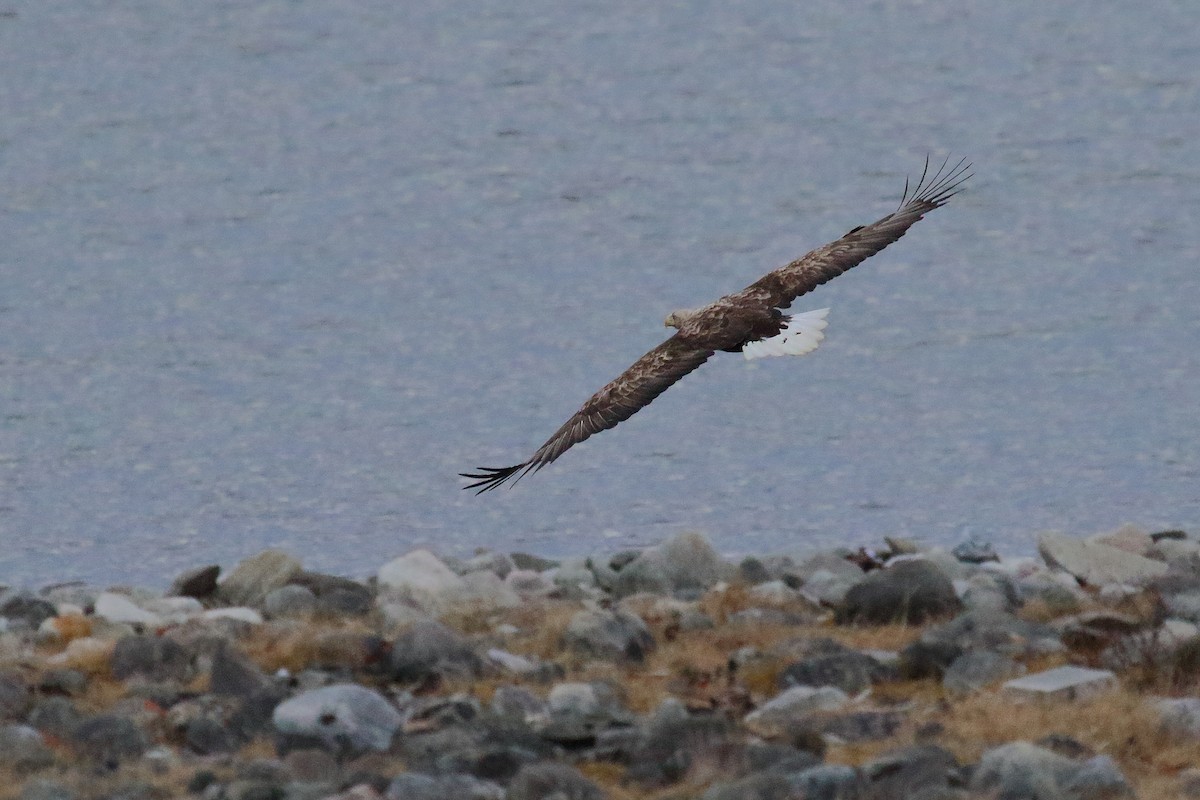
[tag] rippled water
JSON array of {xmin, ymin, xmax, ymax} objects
[{"xmin": 2, "ymin": 1, "xmax": 1198, "ymax": 587}]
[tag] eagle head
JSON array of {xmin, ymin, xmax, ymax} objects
[{"xmin": 664, "ymin": 308, "xmax": 698, "ymax": 329}]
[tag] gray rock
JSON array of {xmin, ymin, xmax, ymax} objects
[
  {"xmin": 110, "ymin": 635, "xmax": 194, "ymax": 683},
  {"xmin": 273, "ymin": 684, "xmax": 402, "ymax": 754},
  {"xmin": 953, "ymin": 537, "xmax": 998, "ymax": 563},
  {"xmin": 971, "ymin": 741, "xmax": 1079, "ymax": 800},
  {"xmin": 1062, "ymin": 754, "xmax": 1134, "ymax": 799},
  {"xmin": 624, "ymin": 700, "xmax": 734, "ymax": 786},
  {"xmin": 17, "ymin": 780, "xmax": 75, "ymax": 800},
  {"xmin": 814, "ymin": 709, "xmax": 905, "ymax": 742},
  {"xmin": 702, "ymin": 772, "xmax": 793, "ymax": 800},
  {"xmin": 491, "ymin": 685, "xmax": 547, "ymax": 719},
  {"xmin": 507, "ymin": 762, "xmax": 604, "ymax": 800},
  {"xmin": 1156, "ymin": 697, "xmax": 1200, "ymax": 737},
  {"xmin": 0, "ymin": 593, "xmax": 57, "ymax": 629},
  {"xmin": 1165, "ymin": 592, "xmax": 1200, "ymax": 623},
  {"xmin": 785, "ymin": 764, "xmax": 868, "ymax": 800},
  {"xmin": 863, "ymin": 744, "xmax": 960, "ymax": 798},
  {"xmin": 0, "ymin": 723, "xmax": 54, "ymax": 772},
  {"xmin": 385, "ymin": 773, "xmax": 505, "ymax": 800},
  {"xmin": 38, "ymin": 668, "xmax": 87, "ymax": 696},
  {"xmin": 1181, "ymin": 767, "xmax": 1200, "ymax": 798},
  {"xmin": 563, "ymin": 608, "xmax": 655, "ymax": 662},
  {"xmin": 836, "ymin": 560, "xmax": 961, "ymax": 625},
  {"xmin": 27, "ymin": 697, "xmax": 83, "ymax": 739},
  {"xmin": 960, "ymin": 572, "xmax": 1021, "ymax": 613},
  {"xmin": 389, "ymin": 620, "xmax": 481, "ymax": 682},
  {"xmin": 210, "ymin": 641, "xmax": 272, "ymax": 697},
  {"xmin": 0, "ymin": 670, "xmax": 32, "ymax": 719},
  {"xmin": 70, "ymin": 713, "xmax": 148, "ymax": 767},
  {"xmin": 612, "ymin": 531, "xmax": 726, "ymax": 597},
  {"xmin": 942, "ymin": 650, "xmax": 1018, "ymax": 695},
  {"xmin": 169, "ymin": 565, "xmax": 220, "ymax": 599},
  {"xmin": 743, "ymin": 686, "xmax": 849, "ymax": 738},
  {"xmin": 778, "ymin": 649, "xmax": 892, "ymax": 694},
  {"xmin": 262, "ymin": 585, "xmax": 317, "ymax": 618},
  {"xmin": 219, "ymin": 550, "xmax": 304, "ymax": 607},
  {"xmin": 184, "ymin": 716, "xmax": 238, "ymax": 754},
  {"xmin": 1002, "ymin": 666, "xmax": 1117, "ymax": 702},
  {"xmin": 1038, "ymin": 531, "xmax": 1168, "ymax": 588},
  {"xmin": 918, "ymin": 610, "xmax": 1062, "ymax": 659}
]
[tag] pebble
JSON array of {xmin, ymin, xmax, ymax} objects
[{"xmin": 0, "ymin": 529, "xmax": 1192, "ymax": 798}]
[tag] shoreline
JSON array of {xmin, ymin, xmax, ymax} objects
[{"xmin": 2, "ymin": 525, "xmax": 1199, "ymax": 799}]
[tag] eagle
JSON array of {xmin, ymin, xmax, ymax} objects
[{"xmin": 462, "ymin": 156, "xmax": 970, "ymax": 493}]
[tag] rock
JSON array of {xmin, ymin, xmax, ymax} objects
[
  {"xmin": 210, "ymin": 641, "xmax": 272, "ymax": 697},
  {"xmin": 385, "ymin": 773, "xmax": 504, "ymax": 800},
  {"xmin": 460, "ymin": 550, "xmax": 515, "ymax": 578},
  {"xmin": 1038, "ymin": 531, "xmax": 1168, "ymax": 588},
  {"xmin": 1063, "ymin": 754, "xmax": 1134, "ymax": 799},
  {"xmin": 743, "ymin": 686, "xmax": 849, "ymax": 738},
  {"xmin": 262, "ymin": 585, "xmax": 317, "ymax": 618},
  {"xmin": 563, "ymin": 608, "xmax": 655, "ymax": 662},
  {"xmin": 942, "ymin": 650, "xmax": 1018, "ymax": 695},
  {"xmin": 785, "ymin": 764, "xmax": 868, "ymax": 799},
  {"xmin": 836, "ymin": 560, "xmax": 961, "ymax": 625},
  {"xmin": 287, "ymin": 572, "xmax": 374, "ymax": 615},
  {"xmin": 0, "ymin": 594, "xmax": 57, "ymax": 629},
  {"xmin": 273, "ymin": 684, "xmax": 402, "ymax": 754},
  {"xmin": 778, "ymin": 647, "xmax": 893, "ymax": 694},
  {"xmin": 70, "ymin": 713, "xmax": 147, "ymax": 767},
  {"xmin": 960, "ymin": 572, "xmax": 1020, "ymax": 613},
  {"xmin": 1164, "ymin": 592, "xmax": 1200, "ymax": 623},
  {"xmin": 110, "ymin": 635, "xmax": 194, "ymax": 683},
  {"xmin": 1002, "ymin": 665, "xmax": 1117, "ymax": 702},
  {"xmin": 0, "ymin": 670, "xmax": 32, "ymax": 719},
  {"xmin": 201, "ymin": 607, "xmax": 265, "ymax": 626},
  {"xmin": 169, "ymin": 565, "xmax": 221, "ymax": 599},
  {"xmin": 702, "ymin": 772, "xmax": 793, "ymax": 800},
  {"xmin": 27, "ymin": 697, "xmax": 83, "ymax": 739},
  {"xmin": 1155, "ymin": 697, "xmax": 1200, "ymax": 737},
  {"xmin": 796, "ymin": 569, "xmax": 859, "ymax": 606},
  {"xmin": 813, "ymin": 709, "xmax": 905, "ymax": 743},
  {"xmin": 220, "ymin": 550, "xmax": 303, "ymax": 607},
  {"xmin": 624, "ymin": 701, "xmax": 735, "ymax": 786},
  {"xmin": 94, "ymin": 593, "xmax": 162, "ymax": 627},
  {"xmin": 611, "ymin": 532, "xmax": 726, "ymax": 598},
  {"xmin": 953, "ymin": 537, "xmax": 998, "ymax": 563},
  {"xmin": 0, "ymin": 724, "xmax": 54, "ymax": 772},
  {"xmin": 1151, "ymin": 538, "xmax": 1200, "ymax": 568},
  {"xmin": 491, "ymin": 685, "xmax": 546, "ymax": 719},
  {"xmin": 971, "ymin": 741, "xmax": 1078, "ymax": 799},
  {"xmin": 17, "ymin": 780, "xmax": 75, "ymax": 800},
  {"xmin": 377, "ymin": 550, "xmax": 467, "ymax": 615},
  {"xmin": 1089, "ymin": 523, "xmax": 1154, "ymax": 556},
  {"xmin": 863, "ymin": 744, "xmax": 960, "ymax": 798},
  {"xmin": 389, "ymin": 620, "xmax": 481, "ymax": 682},
  {"xmin": 1181, "ymin": 767, "xmax": 1200, "ymax": 798},
  {"xmin": 507, "ymin": 762, "xmax": 604, "ymax": 800},
  {"xmin": 184, "ymin": 716, "xmax": 238, "ymax": 755}
]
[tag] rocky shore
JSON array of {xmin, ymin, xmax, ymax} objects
[{"xmin": 3, "ymin": 526, "xmax": 1200, "ymax": 799}]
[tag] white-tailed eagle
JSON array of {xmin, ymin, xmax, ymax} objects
[{"xmin": 463, "ymin": 156, "xmax": 970, "ymax": 493}]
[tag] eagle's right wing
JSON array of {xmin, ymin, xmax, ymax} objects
[
  {"xmin": 733, "ymin": 156, "xmax": 970, "ymax": 311},
  {"xmin": 462, "ymin": 335, "xmax": 713, "ymax": 493}
]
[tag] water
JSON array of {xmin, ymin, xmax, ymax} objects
[{"xmin": 2, "ymin": 1, "xmax": 1198, "ymax": 588}]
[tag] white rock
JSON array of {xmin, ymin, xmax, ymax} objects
[
  {"xmin": 94, "ymin": 592, "xmax": 162, "ymax": 626},
  {"xmin": 547, "ymin": 682, "xmax": 602, "ymax": 715},
  {"xmin": 273, "ymin": 684, "xmax": 402, "ymax": 752},
  {"xmin": 377, "ymin": 550, "xmax": 466, "ymax": 614},
  {"xmin": 743, "ymin": 686, "xmax": 850, "ymax": 738},
  {"xmin": 143, "ymin": 596, "xmax": 205, "ymax": 623},
  {"xmin": 202, "ymin": 607, "xmax": 264, "ymax": 625},
  {"xmin": 1156, "ymin": 697, "xmax": 1200, "ymax": 737},
  {"xmin": 1038, "ymin": 530, "xmax": 1168, "ymax": 587},
  {"xmin": 1002, "ymin": 665, "xmax": 1117, "ymax": 701},
  {"xmin": 487, "ymin": 648, "xmax": 539, "ymax": 675}
]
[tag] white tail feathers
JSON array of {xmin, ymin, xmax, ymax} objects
[{"xmin": 742, "ymin": 308, "xmax": 830, "ymax": 360}]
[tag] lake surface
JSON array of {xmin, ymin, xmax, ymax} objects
[{"xmin": 2, "ymin": 0, "xmax": 1198, "ymax": 588}]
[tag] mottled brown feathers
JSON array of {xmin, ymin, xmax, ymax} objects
[{"xmin": 462, "ymin": 156, "xmax": 970, "ymax": 493}]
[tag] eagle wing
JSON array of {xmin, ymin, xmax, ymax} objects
[
  {"xmin": 461, "ymin": 335, "xmax": 713, "ymax": 493},
  {"xmin": 731, "ymin": 156, "xmax": 970, "ymax": 311}
]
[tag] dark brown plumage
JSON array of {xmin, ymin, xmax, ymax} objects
[{"xmin": 462, "ymin": 156, "xmax": 970, "ymax": 493}]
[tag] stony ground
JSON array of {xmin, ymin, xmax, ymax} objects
[{"xmin": 4, "ymin": 526, "xmax": 1200, "ymax": 799}]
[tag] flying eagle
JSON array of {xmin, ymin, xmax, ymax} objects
[{"xmin": 462, "ymin": 156, "xmax": 970, "ymax": 493}]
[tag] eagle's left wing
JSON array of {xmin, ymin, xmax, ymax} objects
[
  {"xmin": 462, "ymin": 335, "xmax": 713, "ymax": 493},
  {"xmin": 732, "ymin": 156, "xmax": 970, "ymax": 311}
]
